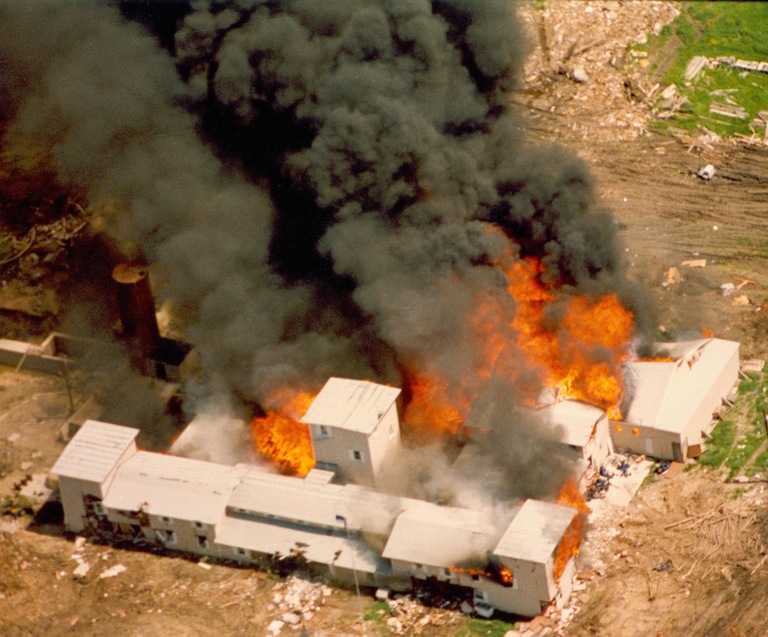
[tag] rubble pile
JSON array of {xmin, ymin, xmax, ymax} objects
[
  {"xmin": 379, "ymin": 593, "xmax": 464, "ymax": 635},
  {"xmin": 519, "ymin": 1, "xmax": 681, "ymax": 143},
  {"xmin": 265, "ymin": 576, "xmax": 330, "ymax": 634}
]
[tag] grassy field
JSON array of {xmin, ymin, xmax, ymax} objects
[
  {"xmin": 696, "ymin": 370, "xmax": 768, "ymax": 482},
  {"xmin": 638, "ymin": 2, "xmax": 768, "ymax": 137}
]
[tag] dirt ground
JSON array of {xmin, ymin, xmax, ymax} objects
[
  {"xmin": 3, "ymin": 2, "xmax": 768, "ymax": 636},
  {"xmin": 522, "ymin": 2, "xmax": 768, "ymax": 636}
]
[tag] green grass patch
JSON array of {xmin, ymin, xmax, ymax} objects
[
  {"xmin": 752, "ymin": 445, "xmax": 768, "ymax": 470},
  {"xmin": 644, "ymin": 2, "xmax": 768, "ymax": 137},
  {"xmin": 725, "ymin": 430, "xmax": 763, "ymax": 480},
  {"xmin": 364, "ymin": 600, "xmax": 392, "ymax": 623},
  {"xmin": 457, "ymin": 617, "xmax": 517, "ymax": 637},
  {"xmin": 698, "ymin": 419, "xmax": 736, "ymax": 469},
  {"xmin": 730, "ymin": 486, "xmax": 747, "ymax": 499}
]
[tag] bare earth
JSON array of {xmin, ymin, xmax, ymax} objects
[{"xmin": 3, "ymin": 2, "xmax": 768, "ymax": 636}]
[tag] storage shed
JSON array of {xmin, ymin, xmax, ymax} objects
[{"xmin": 612, "ymin": 338, "xmax": 739, "ymax": 460}]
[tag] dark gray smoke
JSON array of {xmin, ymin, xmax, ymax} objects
[{"xmin": 0, "ymin": 1, "xmax": 651, "ymax": 501}]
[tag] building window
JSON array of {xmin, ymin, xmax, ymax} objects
[
  {"xmin": 236, "ymin": 547, "xmax": 250, "ymax": 558},
  {"xmin": 350, "ymin": 449, "xmax": 366, "ymax": 462},
  {"xmin": 197, "ymin": 536, "xmax": 209, "ymax": 550},
  {"xmin": 161, "ymin": 516, "xmax": 171, "ymax": 524},
  {"xmin": 93, "ymin": 502, "xmax": 106, "ymax": 516},
  {"xmin": 193, "ymin": 521, "xmax": 205, "ymax": 530},
  {"xmin": 443, "ymin": 568, "xmax": 452, "ymax": 578},
  {"xmin": 315, "ymin": 425, "xmax": 332, "ymax": 440},
  {"xmin": 160, "ymin": 529, "xmax": 176, "ymax": 545}
]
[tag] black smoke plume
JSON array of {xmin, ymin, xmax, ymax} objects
[{"xmin": 0, "ymin": 1, "xmax": 651, "ymax": 500}]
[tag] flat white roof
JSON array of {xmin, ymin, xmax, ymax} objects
[
  {"xmin": 301, "ymin": 377, "xmax": 401, "ymax": 434},
  {"xmin": 102, "ymin": 451, "xmax": 248, "ymax": 524},
  {"xmin": 494, "ymin": 500, "xmax": 576, "ymax": 564},
  {"xmin": 228, "ymin": 465, "xmax": 413, "ymax": 537},
  {"xmin": 51, "ymin": 420, "xmax": 138, "ymax": 483},
  {"xmin": 540, "ymin": 400, "xmax": 605, "ymax": 448},
  {"xmin": 215, "ymin": 514, "xmax": 385, "ymax": 574},
  {"xmin": 382, "ymin": 503, "xmax": 501, "ymax": 568}
]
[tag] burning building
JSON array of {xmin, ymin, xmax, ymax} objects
[
  {"xmin": 3, "ymin": 0, "xmax": 743, "ymax": 621},
  {"xmin": 53, "ymin": 379, "xmax": 584, "ymax": 618}
]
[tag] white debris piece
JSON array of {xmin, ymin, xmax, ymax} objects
[
  {"xmin": 697, "ymin": 164, "xmax": 716, "ymax": 180},
  {"xmin": 267, "ymin": 620, "xmax": 284, "ymax": 635},
  {"xmin": 685, "ymin": 56, "xmax": 708, "ymax": 81},
  {"xmin": 99, "ymin": 564, "xmax": 127, "ymax": 579},
  {"xmin": 73, "ymin": 561, "xmax": 91, "ymax": 578},
  {"xmin": 572, "ymin": 67, "xmax": 589, "ymax": 83},
  {"xmin": 281, "ymin": 612, "xmax": 301, "ymax": 626}
]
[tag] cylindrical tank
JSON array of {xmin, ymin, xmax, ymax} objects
[{"xmin": 112, "ymin": 264, "xmax": 161, "ymax": 361}]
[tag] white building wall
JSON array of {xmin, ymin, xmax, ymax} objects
[
  {"xmin": 488, "ymin": 557, "xmax": 554, "ymax": 617},
  {"xmin": 59, "ymin": 477, "xmax": 101, "ymax": 533},
  {"xmin": 365, "ymin": 405, "xmax": 401, "ymax": 480},
  {"xmin": 311, "ymin": 426, "xmax": 375, "ymax": 485},
  {"xmin": 57, "ymin": 442, "xmax": 138, "ymax": 533}
]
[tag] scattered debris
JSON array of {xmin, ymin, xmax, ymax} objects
[
  {"xmin": 662, "ymin": 266, "xmax": 681, "ymax": 288},
  {"xmin": 684, "ymin": 56, "xmax": 708, "ymax": 81},
  {"xmin": 572, "ymin": 67, "xmax": 589, "ymax": 83},
  {"xmin": 99, "ymin": 564, "xmax": 127, "ymax": 579},
  {"xmin": 710, "ymin": 102, "xmax": 748, "ymax": 120},
  {"xmin": 73, "ymin": 561, "xmax": 91, "ymax": 578},
  {"xmin": 716, "ymin": 56, "xmax": 768, "ymax": 75},
  {"xmin": 732, "ymin": 295, "xmax": 751, "ymax": 307},
  {"xmin": 681, "ymin": 258, "xmax": 707, "ymax": 267},
  {"xmin": 697, "ymin": 164, "xmax": 716, "ymax": 180},
  {"xmin": 741, "ymin": 359, "xmax": 765, "ymax": 373}
]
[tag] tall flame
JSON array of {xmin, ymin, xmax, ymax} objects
[
  {"xmin": 553, "ymin": 477, "xmax": 590, "ymax": 581},
  {"xmin": 506, "ymin": 258, "xmax": 634, "ymax": 419},
  {"xmin": 402, "ymin": 369, "xmax": 471, "ymax": 438},
  {"xmin": 399, "ymin": 250, "xmax": 636, "ymax": 438},
  {"xmin": 251, "ymin": 389, "xmax": 316, "ymax": 476}
]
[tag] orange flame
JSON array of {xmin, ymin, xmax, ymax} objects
[
  {"xmin": 402, "ymin": 370, "xmax": 471, "ymax": 437},
  {"xmin": 400, "ymin": 250, "xmax": 636, "ymax": 438},
  {"xmin": 251, "ymin": 390, "xmax": 316, "ymax": 476},
  {"xmin": 553, "ymin": 477, "xmax": 590, "ymax": 581},
  {"xmin": 506, "ymin": 258, "xmax": 634, "ymax": 419},
  {"xmin": 449, "ymin": 563, "xmax": 514, "ymax": 587}
]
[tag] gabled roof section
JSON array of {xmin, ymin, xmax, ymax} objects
[
  {"xmin": 621, "ymin": 361, "xmax": 677, "ymax": 428},
  {"xmin": 51, "ymin": 420, "xmax": 138, "ymax": 483},
  {"xmin": 382, "ymin": 503, "xmax": 501, "ymax": 568},
  {"xmin": 622, "ymin": 338, "xmax": 740, "ymax": 434},
  {"xmin": 300, "ymin": 377, "xmax": 401, "ymax": 434},
  {"xmin": 102, "ymin": 451, "xmax": 248, "ymax": 524},
  {"xmin": 494, "ymin": 500, "xmax": 576, "ymax": 564},
  {"xmin": 541, "ymin": 400, "xmax": 606, "ymax": 448}
]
